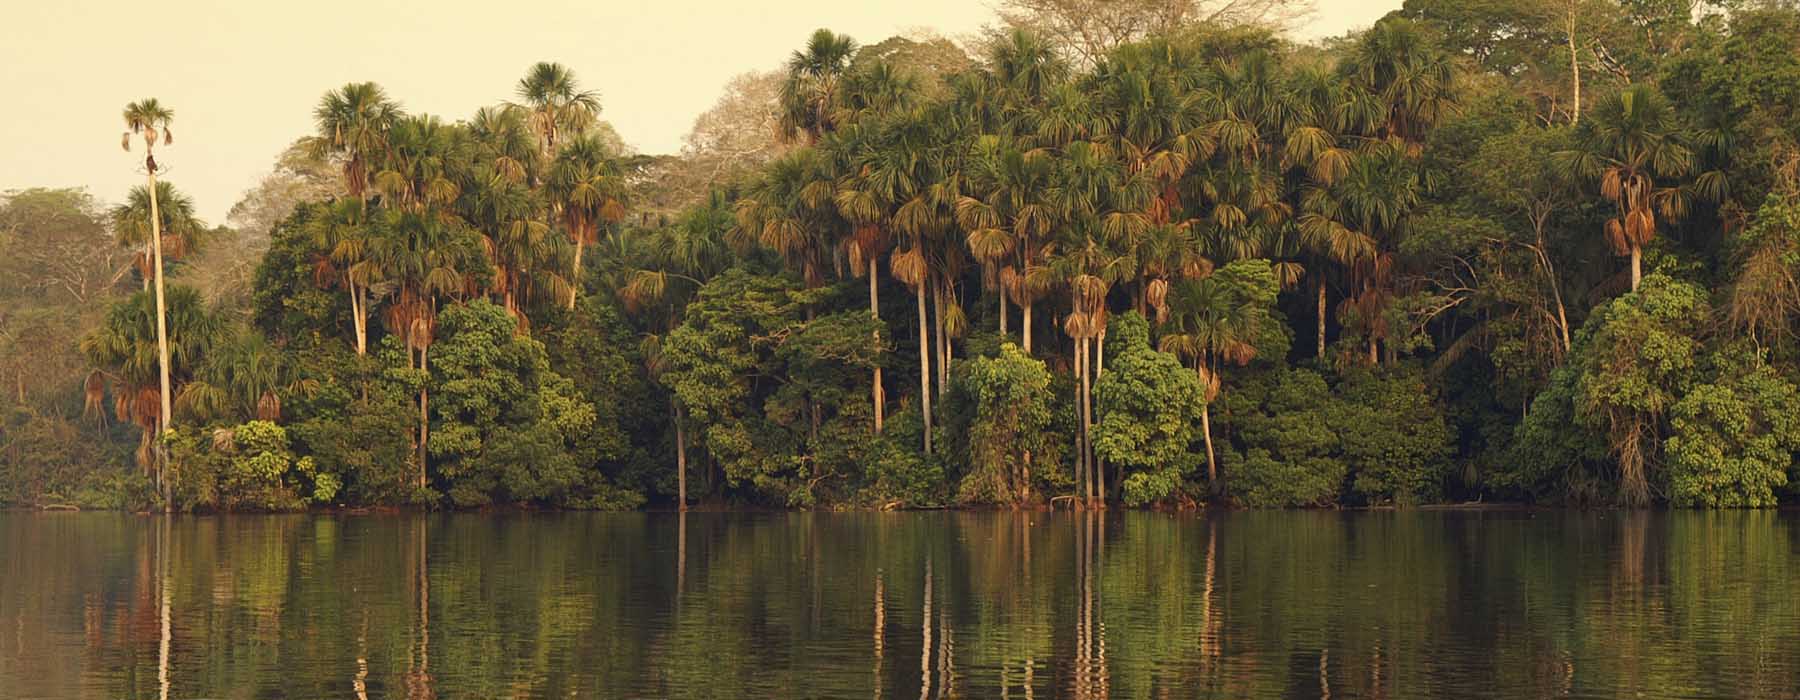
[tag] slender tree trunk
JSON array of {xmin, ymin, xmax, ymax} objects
[
  {"xmin": 1634, "ymin": 242, "xmax": 1648, "ymax": 289},
  {"xmin": 870, "ymin": 258, "xmax": 884, "ymax": 434},
  {"xmin": 1023, "ymin": 302, "xmax": 1034, "ymax": 355},
  {"xmin": 916, "ymin": 282, "xmax": 932, "ymax": 454},
  {"xmin": 674, "ymin": 399, "xmax": 688, "ymax": 511},
  {"xmin": 418, "ymin": 344, "xmax": 429, "ymax": 490},
  {"xmin": 1201, "ymin": 401, "xmax": 1217, "ymax": 484},
  {"xmin": 147, "ymin": 168, "xmax": 174, "ymax": 509},
  {"xmin": 569, "ymin": 240, "xmax": 585, "ymax": 310},
  {"xmin": 1316, "ymin": 277, "xmax": 1328, "ymax": 362},
  {"xmin": 1568, "ymin": 9, "xmax": 1582, "ymax": 124},
  {"xmin": 1072, "ymin": 334, "xmax": 1087, "ymax": 503},
  {"xmin": 998, "ymin": 285, "xmax": 1008, "ymax": 338},
  {"xmin": 349, "ymin": 272, "xmax": 368, "ymax": 355},
  {"xmin": 933, "ymin": 280, "xmax": 948, "ymax": 397},
  {"xmin": 1094, "ymin": 329, "xmax": 1106, "ymax": 504}
]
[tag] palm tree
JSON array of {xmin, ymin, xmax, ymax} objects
[
  {"xmin": 1558, "ymin": 84, "xmax": 1694, "ymax": 291},
  {"xmin": 546, "ymin": 133, "xmax": 627, "ymax": 309},
  {"xmin": 83, "ymin": 286, "xmax": 218, "ymax": 475},
  {"xmin": 119, "ymin": 99, "xmax": 178, "ymax": 501},
  {"xmin": 1281, "ymin": 64, "xmax": 1362, "ymax": 360},
  {"xmin": 175, "ymin": 326, "xmax": 286, "ymax": 422},
  {"xmin": 620, "ymin": 193, "xmax": 734, "ymax": 509},
  {"xmin": 1341, "ymin": 18, "xmax": 1459, "ymax": 153},
  {"xmin": 1159, "ymin": 264, "xmax": 1272, "ymax": 487},
  {"xmin": 373, "ymin": 115, "xmax": 468, "ymax": 213},
  {"xmin": 369, "ymin": 208, "xmax": 485, "ymax": 490},
  {"xmin": 111, "ymin": 181, "xmax": 205, "ymax": 291},
  {"xmin": 311, "ymin": 82, "xmax": 400, "ymax": 201},
  {"xmin": 306, "ymin": 199, "xmax": 380, "ymax": 353},
  {"xmin": 778, "ymin": 29, "xmax": 859, "ymax": 144},
  {"xmin": 512, "ymin": 62, "xmax": 600, "ymax": 158},
  {"xmin": 957, "ymin": 137, "xmax": 1055, "ymax": 349}
]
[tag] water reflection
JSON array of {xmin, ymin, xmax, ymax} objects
[{"xmin": 4, "ymin": 511, "xmax": 1800, "ymax": 698}]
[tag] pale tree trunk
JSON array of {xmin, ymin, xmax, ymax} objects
[
  {"xmin": 916, "ymin": 282, "xmax": 932, "ymax": 454},
  {"xmin": 933, "ymin": 280, "xmax": 948, "ymax": 397},
  {"xmin": 1201, "ymin": 401, "xmax": 1217, "ymax": 484},
  {"xmin": 418, "ymin": 345, "xmax": 429, "ymax": 490},
  {"xmin": 1073, "ymin": 337, "xmax": 1085, "ymax": 505},
  {"xmin": 1634, "ymin": 244, "xmax": 1648, "ymax": 289},
  {"xmin": 569, "ymin": 240, "xmax": 585, "ymax": 310},
  {"xmin": 870, "ymin": 258, "xmax": 884, "ymax": 434},
  {"xmin": 1089, "ymin": 336, "xmax": 1103, "ymax": 505},
  {"xmin": 998, "ymin": 286, "xmax": 1008, "ymax": 338},
  {"xmin": 1568, "ymin": 6, "xmax": 1582, "ymax": 124},
  {"xmin": 1023, "ymin": 302, "xmax": 1033, "ymax": 355},
  {"xmin": 147, "ymin": 168, "xmax": 174, "ymax": 508},
  {"xmin": 1079, "ymin": 337, "xmax": 1093, "ymax": 507},
  {"xmin": 348, "ymin": 272, "xmax": 368, "ymax": 355},
  {"xmin": 1533, "ymin": 220, "xmax": 1574, "ymax": 355},
  {"xmin": 1094, "ymin": 329, "xmax": 1106, "ymax": 503}
]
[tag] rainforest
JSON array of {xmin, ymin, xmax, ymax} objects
[{"xmin": 5, "ymin": 0, "xmax": 1800, "ymax": 513}]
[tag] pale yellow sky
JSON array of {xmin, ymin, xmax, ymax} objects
[{"xmin": 0, "ymin": 0, "xmax": 1396, "ymax": 223}]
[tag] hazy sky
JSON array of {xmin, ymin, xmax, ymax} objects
[{"xmin": 0, "ymin": 1, "xmax": 1397, "ymax": 223}]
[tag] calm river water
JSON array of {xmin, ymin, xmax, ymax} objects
[{"xmin": 3, "ymin": 510, "xmax": 1799, "ymax": 698}]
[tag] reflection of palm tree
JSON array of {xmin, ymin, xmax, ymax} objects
[
  {"xmin": 157, "ymin": 516, "xmax": 171, "ymax": 700},
  {"xmin": 407, "ymin": 517, "xmax": 434, "ymax": 700}
]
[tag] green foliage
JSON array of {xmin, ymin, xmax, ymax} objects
[
  {"xmin": 1095, "ymin": 313, "xmax": 1207, "ymax": 505},
  {"xmin": 168, "ymin": 420, "xmax": 331, "ymax": 511},
  {"xmin": 1331, "ymin": 367, "xmax": 1455, "ymax": 505},
  {"xmin": 427, "ymin": 300, "xmax": 631, "ymax": 508},
  {"xmin": 283, "ymin": 340, "xmax": 421, "ymax": 504},
  {"xmin": 954, "ymin": 343, "xmax": 1062, "ymax": 505},
  {"xmin": 1221, "ymin": 368, "xmax": 1347, "ymax": 507},
  {"xmin": 1666, "ymin": 347, "xmax": 1800, "ymax": 507}
]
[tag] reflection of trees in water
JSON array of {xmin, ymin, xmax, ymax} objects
[
  {"xmin": 406, "ymin": 516, "xmax": 434, "ymax": 700},
  {"xmin": 11, "ymin": 512, "xmax": 1800, "ymax": 697},
  {"xmin": 1071, "ymin": 513, "xmax": 1109, "ymax": 699}
]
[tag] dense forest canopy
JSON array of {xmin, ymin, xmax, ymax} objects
[{"xmin": 5, "ymin": 0, "xmax": 1800, "ymax": 511}]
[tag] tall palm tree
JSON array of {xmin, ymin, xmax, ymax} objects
[
  {"xmin": 1558, "ymin": 84, "xmax": 1695, "ymax": 291},
  {"xmin": 369, "ymin": 208, "xmax": 485, "ymax": 490},
  {"xmin": 778, "ymin": 29, "xmax": 859, "ymax": 144},
  {"xmin": 1281, "ymin": 64, "xmax": 1362, "ymax": 360},
  {"xmin": 311, "ymin": 82, "xmax": 400, "ymax": 201},
  {"xmin": 958, "ymin": 137, "xmax": 1055, "ymax": 349},
  {"xmin": 306, "ymin": 198, "xmax": 380, "ymax": 353},
  {"xmin": 1159, "ymin": 264, "xmax": 1271, "ymax": 487},
  {"xmin": 620, "ymin": 192, "xmax": 734, "ymax": 509},
  {"xmin": 119, "ymin": 99, "xmax": 178, "ymax": 494},
  {"xmin": 512, "ymin": 62, "xmax": 600, "ymax": 158},
  {"xmin": 546, "ymin": 133, "xmax": 627, "ymax": 309},
  {"xmin": 1341, "ymin": 18, "xmax": 1459, "ymax": 153}
]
